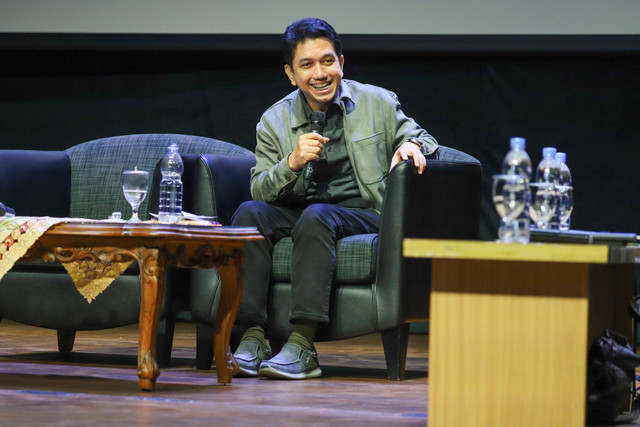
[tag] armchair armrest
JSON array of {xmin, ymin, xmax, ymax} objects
[
  {"xmin": 375, "ymin": 153, "xmax": 482, "ymax": 327},
  {"xmin": 0, "ymin": 149, "xmax": 71, "ymax": 217},
  {"xmin": 150, "ymin": 153, "xmax": 256, "ymax": 225},
  {"xmin": 193, "ymin": 154, "xmax": 256, "ymax": 225}
]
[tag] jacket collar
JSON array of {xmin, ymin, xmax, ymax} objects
[{"xmin": 289, "ymin": 80, "xmax": 355, "ymax": 130}]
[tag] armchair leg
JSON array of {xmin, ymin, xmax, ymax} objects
[
  {"xmin": 57, "ymin": 329, "xmax": 76, "ymax": 353},
  {"xmin": 156, "ymin": 317, "xmax": 175, "ymax": 368},
  {"xmin": 381, "ymin": 324, "xmax": 410, "ymax": 381},
  {"xmin": 196, "ymin": 321, "xmax": 214, "ymax": 370}
]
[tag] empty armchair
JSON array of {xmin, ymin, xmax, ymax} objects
[{"xmin": 0, "ymin": 134, "xmax": 253, "ymax": 365}]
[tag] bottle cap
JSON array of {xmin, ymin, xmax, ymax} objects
[
  {"xmin": 510, "ymin": 137, "xmax": 526, "ymax": 150},
  {"xmin": 168, "ymin": 143, "xmax": 179, "ymax": 152},
  {"xmin": 542, "ymin": 147, "xmax": 557, "ymax": 158},
  {"xmin": 555, "ymin": 152, "xmax": 566, "ymax": 163}
]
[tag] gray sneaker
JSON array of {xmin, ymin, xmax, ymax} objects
[
  {"xmin": 233, "ymin": 338, "xmax": 272, "ymax": 377},
  {"xmin": 258, "ymin": 342, "xmax": 322, "ymax": 380}
]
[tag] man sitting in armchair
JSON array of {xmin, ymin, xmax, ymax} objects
[{"xmin": 231, "ymin": 17, "xmax": 438, "ymax": 380}]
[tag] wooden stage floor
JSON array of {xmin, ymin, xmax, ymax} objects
[{"xmin": 0, "ymin": 320, "xmax": 428, "ymax": 426}]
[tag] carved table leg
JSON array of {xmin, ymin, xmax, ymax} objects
[
  {"xmin": 134, "ymin": 247, "xmax": 165, "ymax": 391},
  {"xmin": 214, "ymin": 253, "xmax": 244, "ymax": 384}
]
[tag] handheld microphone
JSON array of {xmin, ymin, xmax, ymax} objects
[{"xmin": 304, "ymin": 111, "xmax": 326, "ymax": 180}]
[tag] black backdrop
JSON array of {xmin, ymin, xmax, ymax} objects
[{"xmin": 1, "ymin": 34, "xmax": 639, "ymax": 239}]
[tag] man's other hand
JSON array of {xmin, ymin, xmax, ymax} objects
[{"xmin": 390, "ymin": 142, "xmax": 426, "ymax": 174}]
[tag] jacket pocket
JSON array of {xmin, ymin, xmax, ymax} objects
[{"xmin": 351, "ymin": 132, "xmax": 387, "ymax": 185}]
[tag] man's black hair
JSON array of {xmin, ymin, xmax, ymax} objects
[{"xmin": 282, "ymin": 18, "xmax": 342, "ymax": 67}]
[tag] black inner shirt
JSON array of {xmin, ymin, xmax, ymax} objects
[{"xmin": 302, "ymin": 100, "xmax": 364, "ymax": 208}]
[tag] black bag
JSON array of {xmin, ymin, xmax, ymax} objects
[{"xmin": 586, "ymin": 328, "xmax": 640, "ymax": 424}]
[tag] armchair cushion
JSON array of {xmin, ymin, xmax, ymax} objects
[{"xmin": 271, "ymin": 234, "xmax": 379, "ymax": 284}]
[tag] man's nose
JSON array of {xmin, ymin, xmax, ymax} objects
[{"xmin": 312, "ymin": 63, "xmax": 327, "ymax": 79}]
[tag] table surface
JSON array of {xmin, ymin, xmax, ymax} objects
[
  {"xmin": 403, "ymin": 238, "xmax": 640, "ymax": 264},
  {"xmin": 41, "ymin": 221, "xmax": 260, "ymax": 239},
  {"xmin": 27, "ymin": 221, "xmax": 263, "ymax": 259}
]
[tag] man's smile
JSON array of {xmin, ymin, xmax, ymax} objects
[{"xmin": 311, "ymin": 82, "xmax": 332, "ymax": 91}]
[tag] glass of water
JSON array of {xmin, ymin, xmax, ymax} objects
[
  {"xmin": 557, "ymin": 185, "xmax": 573, "ymax": 231},
  {"xmin": 492, "ymin": 174, "xmax": 528, "ymax": 243},
  {"xmin": 122, "ymin": 169, "xmax": 149, "ymax": 223},
  {"xmin": 528, "ymin": 182, "xmax": 558, "ymax": 230}
]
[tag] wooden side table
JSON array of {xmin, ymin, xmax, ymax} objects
[
  {"xmin": 21, "ymin": 221, "xmax": 263, "ymax": 391},
  {"xmin": 404, "ymin": 239, "xmax": 640, "ymax": 427}
]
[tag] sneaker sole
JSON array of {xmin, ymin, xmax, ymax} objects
[
  {"xmin": 234, "ymin": 356, "xmax": 262, "ymax": 377},
  {"xmin": 258, "ymin": 366, "xmax": 322, "ymax": 380},
  {"xmin": 235, "ymin": 365, "xmax": 259, "ymax": 377}
]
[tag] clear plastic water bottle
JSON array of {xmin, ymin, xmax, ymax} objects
[
  {"xmin": 555, "ymin": 152, "xmax": 573, "ymax": 230},
  {"xmin": 158, "ymin": 143, "xmax": 183, "ymax": 223},
  {"xmin": 500, "ymin": 137, "xmax": 532, "ymax": 244},
  {"xmin": 535, "ymin": 147, "xmax": 560, "ymax": 184},
  {"xmin": 502, "ymin": 137, "xmax": 532, "ymax": 181},
  {"xmin": 556, "ymin": 152, "xmax": 572, "ymax": 187},
  {"xmin": 534, "ymin": 147, "xmax": 561, "ymax": 229}
]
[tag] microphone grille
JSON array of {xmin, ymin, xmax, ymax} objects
[{"xmin": 310, "ymin": 111, "xmax": 326, "ymax": 125}]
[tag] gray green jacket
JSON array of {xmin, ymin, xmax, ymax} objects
[{"xmin": 251, "ymin": 79, "xmax": 438, "ymax": 213}]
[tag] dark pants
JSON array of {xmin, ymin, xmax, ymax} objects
[{"xmin": 231, "ymin": 201, "xmax": 380, "ymax": 325}]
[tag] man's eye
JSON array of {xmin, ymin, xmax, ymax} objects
[{"xmin": 323, "ymin": 58, "xmax": 334, "ymax": 64}]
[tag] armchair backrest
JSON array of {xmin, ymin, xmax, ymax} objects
[
  {"xmin": 0, "ymin": 149, "xmax": 71, "ymax": 217},
  {"xmin": 65, "ymin": 134, "xmax": 252, "ymax": 220}
]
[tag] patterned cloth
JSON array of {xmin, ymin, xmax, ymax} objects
[
  {"xmin": 0, "ymin": 216, "xmax": 131, "ymax": 303},
  {"xmin": 0, "ymin": 217, "xmax": 65, "ymax": 277},
  {"xmin": 61, "ymin": 258, "xmax": 132, "ymax": 303}
]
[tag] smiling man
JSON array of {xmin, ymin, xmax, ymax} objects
[{"xmin": 230, "ymin": 18, "xmax": 438, "ymax": 380}]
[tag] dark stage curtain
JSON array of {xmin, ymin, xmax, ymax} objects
[{"xmin": 1, "ymin": 34, "xmax": 639, "ymax": 239}]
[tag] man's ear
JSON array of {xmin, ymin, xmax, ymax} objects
[{"xmin": 284, "ymin": 64, "xmax": 296, "ymax": 86}]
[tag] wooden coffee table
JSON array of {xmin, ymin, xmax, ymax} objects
[{"xmin": 20, "ymin": 221, "xmax": 263, "ymax": 391}]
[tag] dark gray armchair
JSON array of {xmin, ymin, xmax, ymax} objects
[
  {"xmin": 179, "ymin": 146, "xmax": 482, "ymax": 380},
  {"xmin": 0, "ymin": 134, "xmax": 253, "ymax": 365}
]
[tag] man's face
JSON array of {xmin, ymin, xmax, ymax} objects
[{"xmin": 284, "ymin": 37, "xmax": 344, "ymax": 112}]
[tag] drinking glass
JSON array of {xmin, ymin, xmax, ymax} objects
[
  {"xmin": 512, "ymin": 217, "xmax": 531, "ymax": 245},
  {"xmin": 122, "ymin": 169, "xmax": 149, "ymax": 223},
  {"xmin": 492, "ymin": 174, "xmax": 528, "ymax": 243},
  {"xmin": 557, "ymin": 185, "xmax": 573, "ymax": 231},
  {"xmin": 528, "ymin": 182, "xmax": 558, "ymax": 230}
]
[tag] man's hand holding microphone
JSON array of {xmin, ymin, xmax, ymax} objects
[{"xmin": 287, "ymin": 112, "xmax": 327, "ymax": 177}]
